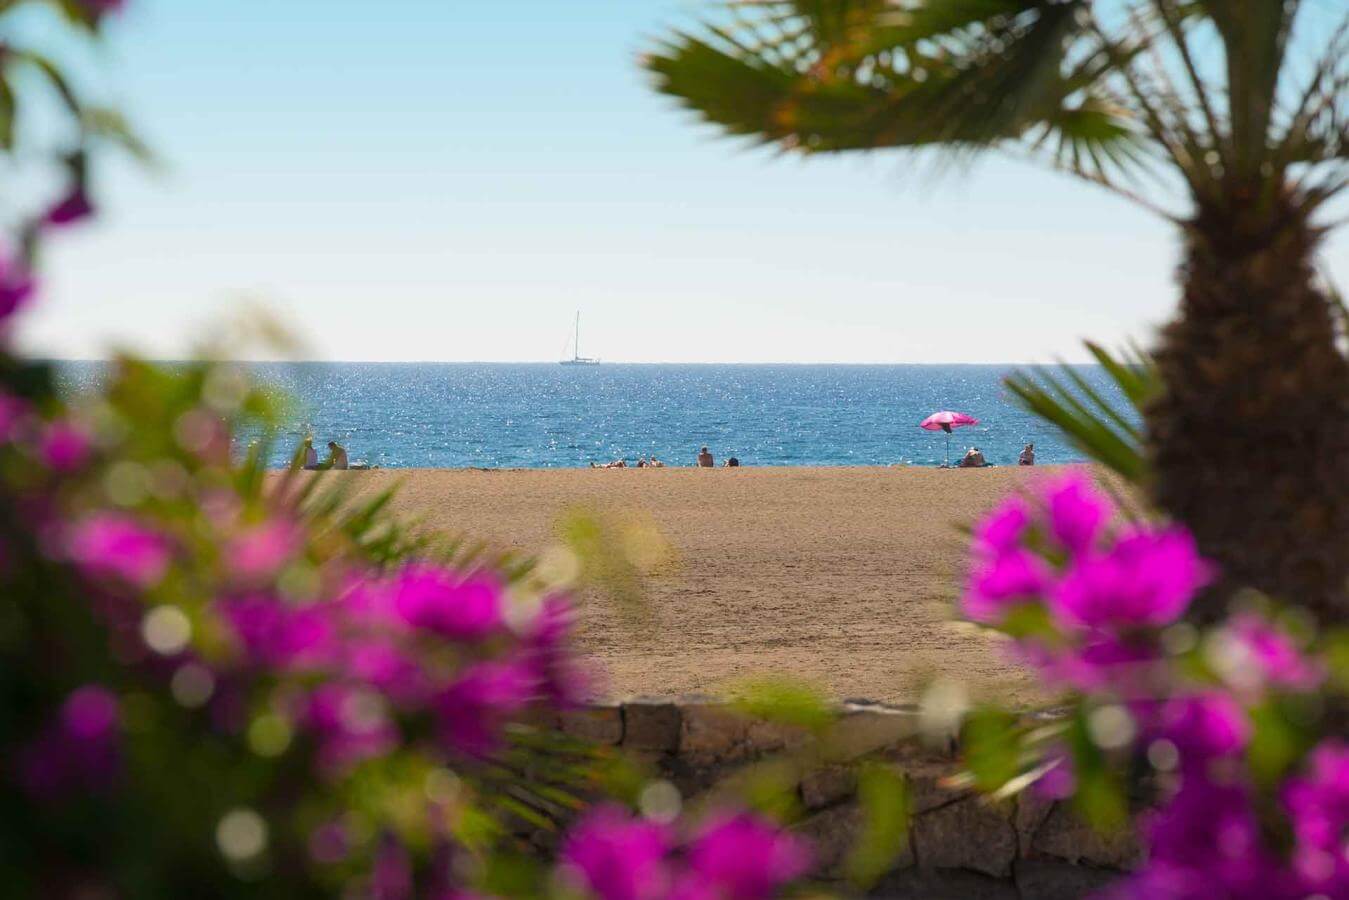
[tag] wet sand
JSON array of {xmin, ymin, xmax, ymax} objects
[{"xmin": 322, "ymin": 466, "xmax": 1073, "ymax": 705}]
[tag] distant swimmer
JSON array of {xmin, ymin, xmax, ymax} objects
[
  {"xmin": 697, "ymin": 446, "xmax": 714, "ymax": 467},
  {"xmin": 1019, "ymin": 443, "xmax": 1036, "ymax": 466},
  {"xmin": 327, "ymin": 441, "xmax": 349, "ymax": 470}
]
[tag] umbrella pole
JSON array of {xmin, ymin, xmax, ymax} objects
[{"xmin": 945, "ymin": 432, "xmax": 950, "ymax": 468}]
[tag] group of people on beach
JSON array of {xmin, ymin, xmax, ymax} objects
[
  {"xmin": 955, "ymin": 442, "xmax": 1035, "ymax": 468},
  {"xmin": 591, "ymin": 446, "xmax": 742, "ymax": 469},
  {"xmin": 302, "ymin": 437, "xmax": 349, "ymax": 470}
]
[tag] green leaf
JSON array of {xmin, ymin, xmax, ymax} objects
[
  {"xmin": 961, "ymin": 706, "xmax": 1021, "ymax": 793},
  {"xmin": 731, "ymin": 676, "xmax": 836, "ymax": 733},
  {"xmin": 844, "ymin": 763, "xmax": 911, "ymax": 888}
]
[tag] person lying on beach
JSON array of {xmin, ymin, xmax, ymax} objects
[
  {"xmin": 697, "ymin": 447, "xmax": 714, "ymax": 467},
  {"xmin": 590, "ymin": 459, "xmax": 627, "ymax": 468},
  {"xmin": 957, "ymin": 447, "xmax": 987, "ymax": 468},
  {"xmin": 327, "ymin": 441, "xmax": 349, "ymax": 470},
  {"xmin": 724, "ymin": 457, "xmax": 740, "ymax": 467},
  {"xmin": 1019, "ymin": 443, "xmax": 1035, "ymax": 466}
]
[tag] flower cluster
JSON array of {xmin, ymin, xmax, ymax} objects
[
  {"xmin": 0, "ymin": 355, "xmax": 611, "ymax": 894},
  {"xmin": 558, "ymin": 805, "xmax": 812, "ymax": 900},
  {"xmin": 965, "ymin": 474, "xmax": 1344, "ymax": 899}
]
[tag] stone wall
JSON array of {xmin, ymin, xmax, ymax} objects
[{"xmin": 551, "ymin": 698, "xmax": 1139, "ymax": 900}]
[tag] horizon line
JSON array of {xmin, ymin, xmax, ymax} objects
[{"xmin": 44, "ymin": 357, "xmax": 1099, "ymax": 367}]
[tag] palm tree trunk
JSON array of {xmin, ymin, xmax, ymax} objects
[{"xmin": 1148, "ymin": 192, "xmax": 1349, "ymax": 623}]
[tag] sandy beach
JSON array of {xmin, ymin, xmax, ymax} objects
[{"xmin": 324, "ymin": 466, "xmax": 1068, "ymax": 706}]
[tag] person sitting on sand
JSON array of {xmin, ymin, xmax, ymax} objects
[
  {"xmin": 327, "ymin": 441, "xmax": 349, "ymax": 470},
  {"xmin": 648, "ymin": 457, "xmax": 664, "ymax": 468},
  {"xmin": 302, "ymin": 437, "xmax": 319, "ymax": 470},
  {"xmin": 1019, "ymin": 443, "xmax": 1035, "ymax": 466},
  {"xmin": 697, "ymin": 446, "xmax": 714, "ymax": 467},
  {"xmin": 724, "ymin": 457, "xmax": 740, "ymax": 467},
  {"xmin": 957, "ymin": 447, "xmax": 987, "ymax": 468}
]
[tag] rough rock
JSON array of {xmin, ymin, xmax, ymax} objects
[
  {"xmin": 1031, "ymin": 804, "xmax": 1143, "ymax": 869},
  {"xmin": 800, "ymin": 763, "xmax": 857, "ymax": 810},
  {"xmin": 868, "ymin": 867, "xmax": 1021, "ymax": 900},
  {"xmin": 1014, "ymin": 860, "xmax": 1122, "ymax": 899},
  {"xmin": 622, "ymin": 701, "xmax": 682, "ymax": 752},
  {"xmin": 558, "ymin": 707, "xmax": 622, "ymax": 744},
  {"xmin": 911, "ymin": 796, "xmax": 1017, "ymax": 878}
]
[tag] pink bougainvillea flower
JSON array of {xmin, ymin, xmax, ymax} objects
[
  {"xmin": 1283, "ymin": 741, "xmax": 1349, "ymax": 857},
  {"xmin": 341, "ymin": 637, "xmax": 429, "ymax": 706},
  {"xmin": 219, "ymin": 594, "xmax": 334, "ymax": 671},
  {"xmin": 369, "ymin": 835, "xmax": 414, "ymax": 900},
  {"xmin": 520, "ymin": 594, "xmax": 591, "ymax": 705},
  {"xmin": 44, "ymin": 185, "xmax": 94, "ymax": 227},
  {"xmin": 971, "ymin": 494, "xmax": 1032, "ymax": 558},
  {"xmin": 227, "ymin": 519, "xmax": 301, "ymax": 581},
  {"xmin": 1223, "ymin": 614, "xmax": 1324, "ymax": 692},
  {"xmin": 963, "ymin": 548, "xmax": 1055, "ymax": 624},
  {"xmin": 393, "ymin": 564, "xmax": 504, "ymax": 640},
  {"xmin": 39, "ymin": 419, "xmax": 92, "ymax": 472},
  {"xmin": 1128, "ymin": 778, "xmax": 1290, "ymax": 900},
  {"xmin": 0, "ymin": 252, "xmax": 34, "ymax": 323},
  {"xmin": 66, "ymin": 513, "xmax": 171, "ymax": 588},
  {"xmin": 560, "ymin": 805, "xmax": 671, "ymax": 900},
  {"xmin": 304, "ymin": 683, "xmax": 398, "ymax": 773},
  {"xmin": 1049, "ymin": 527, "xmax": 1209, "ymax": 632},
  {"xmin": 1152, "ymin": 693, "xmax": 1250, "ymax": 770},
  {"xmin": 1045, "ymin": 637, "xmax": 1160, "ymax": 694},
  {"xmin": 679, "ymin": 812, "xmax": 812, "ymax": 900},
  {"xmin": 18, "ymin": 685, "xmax": 121, "ymax": 798},
  {"xmin": 1043, "ymin": 475, "xmax": 1112, "ymax": 556},
  {"xmin": 0, "ymin": 390, "xmax": 29, "ymax": 442},
  {"xmin": 435, "ymin": 659, "xmax": 539, "ymax": 756}
]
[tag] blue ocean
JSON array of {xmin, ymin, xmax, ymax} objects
[{"xmin": 57, "ymin": 363, "xmax": 1130, "ymax": 469}]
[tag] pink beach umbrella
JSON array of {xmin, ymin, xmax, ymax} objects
[{"xmin": 919, "ymin": 411, "xmax": 980, "ymax": 467}]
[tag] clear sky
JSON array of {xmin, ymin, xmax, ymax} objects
[{"xmin": 16, "ymin": 1, "xmax": 1349, "ymax": 364}]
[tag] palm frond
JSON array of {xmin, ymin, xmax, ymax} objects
[{"xmin": 1004, "ymin": 341, "xmax": 1159, "ymax": 485}]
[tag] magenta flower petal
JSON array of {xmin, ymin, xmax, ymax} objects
[
  {"xmin": 227, "ymin": 519, "xmax": 301, "ymax": 581},
  {"xmin": 1050, "ymin": 527, "xmax": 1209, "ymax": 631},
  {"xmin": 393, "ymin": 564, "xmax": 504, "ymax": 640},
  {"xmin": 44, "ymin": 185, "xmax": 94, "ymax": 227},
  {"xmin": 1225, "ymin": 614, "xmax": 1324, "ymax": 691},
  {"xmin": 971, "ymin": 495, "xmax": 1032, "ymax": 558},
  {"xmin": 684, "ymin": 813, "xmax": 812, "ymax": 900},
  {"xmin": 219, "ymin": 594, "xmax": 335, "ymax": 671},
  {"xmin": 0, "ymin": 256, "xmax": 33, "ymax": 322},
  {"xmin": 1153, "ymin": 693, "xmax": 1250, "ymax": 768},
  {"xmin": 66, "ymin": 513, "xmax": 171, "ymax": 589},
  {"xmin": 560, "ymin": 805, "xmax": 671, "ymax": 900},
  {"xmin": 436, "ymin": 659, "xmax": 539, "ymax": 756},
  {"xmin": 40, "ymin": 420, "xmax": 92, "ymax": 472},
  {"xmin": 1044, "ymin": 475, "xmax": 1112, "ymax": 555},
  {"xmin": 963, "ymin": 548, "xmax": 1054, "ymax": 623}
]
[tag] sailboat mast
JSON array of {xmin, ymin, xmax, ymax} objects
[{"xmin": 574, "ymin": 311, "xmax": 580, "ymax": 361}]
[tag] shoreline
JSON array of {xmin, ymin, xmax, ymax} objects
[{"xmin": 312, "ymin": 465, "xmax": 1077, "ymax": 704}]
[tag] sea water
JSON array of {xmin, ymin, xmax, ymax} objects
[{"xmin": 56, "ymin": 362, "xmax": 1134, "ymax": 469}]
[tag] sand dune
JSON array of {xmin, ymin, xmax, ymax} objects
[{"xmin": 323, "ymin": 466, "xmax": 1071, "ymax": 705}]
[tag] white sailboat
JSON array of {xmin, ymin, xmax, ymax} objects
[{"xmin": 559, "ymin": 311, "xmax": 600, "ymax": 366}]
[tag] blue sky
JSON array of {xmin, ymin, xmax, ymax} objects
[{"xmin": 16, "ymin": 1, "xmax": 1348, "ymax": 363}]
